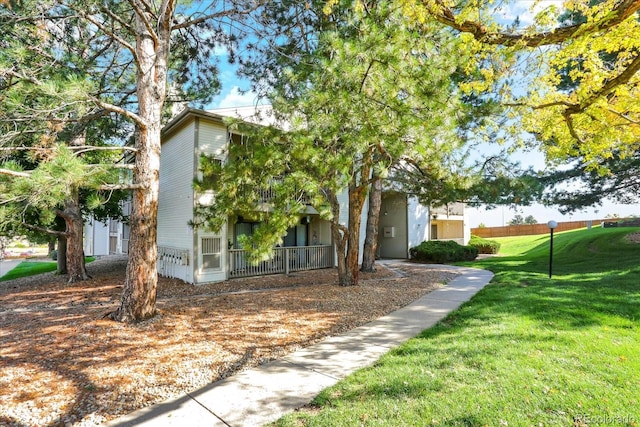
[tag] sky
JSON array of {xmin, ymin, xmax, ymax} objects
[{"xmin": 204, "ymin": 2, "xmax": 639, "ymax": 228}]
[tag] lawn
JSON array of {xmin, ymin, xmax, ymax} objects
[
  {"xmin": 275, "ymin": 226, "xmax": 640, "ymax": 426},
  {"xmin": 0, "ymin": 257, "xmax": 94, "ymax": 282}
]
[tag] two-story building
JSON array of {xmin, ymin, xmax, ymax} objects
[{"xmin": 156, "ymin": 107, "xmax": 469, "ymax": 285}]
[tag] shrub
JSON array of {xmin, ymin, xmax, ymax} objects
[
  {"xmin": 469, "ymin": 235, "xmax": 501, "ymax": 254},
  {"xmin": 49, "ymin": 250, "xmax": 57, "ymax": 260},
  {"xmin": 409, "ymin": 240, "xmax": 478, "ymax": 263}
]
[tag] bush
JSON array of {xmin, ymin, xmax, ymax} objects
[
  {"xmin": 469, "ymin": 235, "xmax": 501, "ymax": 254},
  {"xmin": 49, "ymin": 250, "xmax": 57, "ymax": 260},
  {"xmin": 409, "ymin": 240, "xmax": 478, "ymax": 263}
]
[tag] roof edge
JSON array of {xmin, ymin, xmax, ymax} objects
[{"xmin": 161, "ymin": 108, "xmax": 227, "ymax": 138}]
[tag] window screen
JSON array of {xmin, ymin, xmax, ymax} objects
[{"xmin": 201, "ymin": 237, "xmax": 221, "ymax": 270}]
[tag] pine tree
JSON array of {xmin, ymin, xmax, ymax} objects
[
  {"xmin": 197, "ymin": 2, "xmax": 470, "ymax": 285},
  {"xmin": 1, "ymin": 0, "xmax": 254, "ymax": 321}
]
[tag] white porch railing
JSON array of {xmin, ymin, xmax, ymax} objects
[
  {"xmin": 229, "ymin": 245, "xmax": 333, "ymax": 278},
  {"xmin": 157, "ymin": 246, "xmax": 190, "ymax": 280}
]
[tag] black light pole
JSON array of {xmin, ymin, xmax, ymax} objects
[{"xmin": 548, "ymin": 220, "xmax": 558, "ymax": 279}]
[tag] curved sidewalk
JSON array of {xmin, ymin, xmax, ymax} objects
[
  {"xmin": 106, "ymin": 262, "xmax": 494, "ymax": 427},
  {"xmin": 0, "ymin": 259, "xmax": 23, "ymax": 278}
]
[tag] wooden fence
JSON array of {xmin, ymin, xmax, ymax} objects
[{"xmin": 471, "ymin": 219, "xmax": 609, "ymax": 238}]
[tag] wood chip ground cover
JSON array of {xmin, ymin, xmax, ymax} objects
[{"xmin": 0, "ymin": 256, "xmax": 458, "ymax": 427}]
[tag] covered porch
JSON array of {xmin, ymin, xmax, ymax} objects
[
  {"xmin": 228, "ymin": 213, "xmax": 334, "ymax": 278},
  {"xmin": 229, "ymin": 244, "xmax": 333, "ymax": 278}
]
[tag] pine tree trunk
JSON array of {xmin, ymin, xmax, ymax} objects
[
  {"xmin": 329, "ymin": 192, "xmax": 350, "ymax": 285},
  {"xmin": 331, "ymin": 151, "xmax": 373, "ymax": 286},
  {"xmin": 109, "ymin": 10, "xmax": 168, "ymax": 322},
  {"xmin": 65, "ymin": 215, "xmax": 88, "ymax": 283},
  {"xmin": 111, "ymin": 144, "xmax": 160, "ymax": 322},
  {"xmin": 361, "ymin": 175, "xmax": 382, "ymax": 272},
  {"xmin": 61, "ymin": 195, "xmax": 90, "ymax": 283},
  {"xmin": 57, "ymin": 236, "xmax": 67, "ymax": 275},
  {"xmin": 343, "ymin": 182, "xmax": 367, "ymax": 286}
]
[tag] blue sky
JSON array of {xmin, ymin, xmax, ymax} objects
[{"xmin": 205, "ymin": 3, "xmax": 639, "ymax": 227}]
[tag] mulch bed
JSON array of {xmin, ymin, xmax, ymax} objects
[{"xmin": 0, "ymin": 256, "xmax": 458, "ymax": 427}]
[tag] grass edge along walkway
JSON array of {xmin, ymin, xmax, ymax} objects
[
  {"xmin": 0, "ymin": 257, "xmax": 94, "ymax": 282},
  {"xmin": 274, "ymin": 226, "xmax": 640, "ymax": 426}
]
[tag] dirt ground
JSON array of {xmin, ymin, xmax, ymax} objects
[{"xmin": 0, "ymin": 256, "xmax": 459, "ymax": 427}]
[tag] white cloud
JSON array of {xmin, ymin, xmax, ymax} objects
[
  {"xmin": 216, "ymin": 86, "xmax": 260, "ymax": 108},
  {"xmin": 212, "ymin": 45, "xmax": 229, "ymax": 57},
  {"xmin": 496, "ymin": 0, "xmax": 566, "ymax": 28}
]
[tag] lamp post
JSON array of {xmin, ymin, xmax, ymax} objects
[{"xmin": 547, "ymin": 220, "xmax": 558, "ymax": 279}]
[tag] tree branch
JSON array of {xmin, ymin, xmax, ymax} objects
[
  {"xmin": 70, "ymin": 146, "xmax": 138, "ymax": 155},
  {"xmin": 0, "ymin": 146, "xmax": 137, "ymax": 155},
  {"xmin": 22, "ymin": 222, "xmax": 67, "ymax": 237},
  {"xmin": 157, "ymin": 0, "xmax": 176, "ymax": 35},
  {"xmin": 171, "ymin": 7, "xmax": 256, "ymax": 31},
  {"xmin": 0, "ymin": 168, "xmax": 30, "ymax": 178},
  {"xmin": 90, "ymin": 97, "xmax": 147, "ymax": 128},
  {"xmin": 508, "ymin": 54, "xmax": 640, "ymax": 122},
  {"xmin": 570, "ymin": 53, "xmax": 640, "ymax": 114},
  {"xmin": 125, "ymin": 0, "xmax": 159, "ymax": 45},
  {"xmin": 98, "ymin": 183, "xmax": 146, "ymax": 190},
  {"xmin": 88, "ymin": 164, "xmax": 136, "ymax": 170},
  {"xmin": 428, "ymin": 0, "xmax": 640, "ymax": 47},
  {"xmin": 608, "ymin": 107, "xmax": 640, "ymax": 125},
  {"xmin": 72, "ymin": 9, "xmax": 139, "ymax": 59},
  {"xmin": 563, "ymin": 111, "xmax": 585, "ymax": 144}
]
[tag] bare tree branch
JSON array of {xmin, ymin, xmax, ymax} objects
[
  {"xmin": 90, "ymin": 97, "xmax": 147, "ymax": 128},
  {"xmin": 70, "ymin": 145, "xmax": 138, "ymax": 155},
  {"xmin": 98, "ymin": 183, "xmax": 146, "ymax": 190},
  {"xmin": 71, "ymin": 8, "xmax": 138, "ymax": 61},
  {"xmin": 0, "ymin": 168, "xmax": 30, "ymax": 178},
  {"xmin": 89, "ymin": 164, "xmax": 136, "ymax": 170},
  {"xmin": 171, "ymin": 6, "xmax": 256, "ymax": 31}
]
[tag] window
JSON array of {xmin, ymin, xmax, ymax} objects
[{"xmin": 201, "ymin": 237, "xmax": 221, "ymax": 270}]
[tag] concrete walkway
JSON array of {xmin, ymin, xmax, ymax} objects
[
  {"xmin": 106, "ymin": 261, "xmax": 494, "ymax": 427},
  {"xmin": 0, "ymin": 258, "xmax": 23, "ymax": 278}
]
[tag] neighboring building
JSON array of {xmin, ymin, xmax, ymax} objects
[
  {"xmin": 377, "ymin": 194, "xmax": 468, "ymax": 259},
  {"xmin": 84, "ymin": 200, "xmax": 131, "ymax": 257},
  {"xmin": 429, "ymin": 202, "xmax": 469, "ymax": 245},
  {"xmin": 157, "ymin": 107, "xmax": 469, "ymax": 285}
]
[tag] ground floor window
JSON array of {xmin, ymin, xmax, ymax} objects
[
  {"xmin": 235, "ymin": 221, "xmax": 309, "ymax": 248},
  {"xmin": 201, "ymin": 237, "xmax": 221, "ymax": 270}
]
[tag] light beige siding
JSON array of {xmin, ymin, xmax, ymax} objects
[
  {"xmin": 158, "ymin": 119, "xmax": 196, "ymax": 283},
  {"xmin": 194, "ymin": 118, "xmax": 229, "ymax": 283},
  {"xmin": 198, "ymin": 119, "xmax": 228, "ymax": 157}
]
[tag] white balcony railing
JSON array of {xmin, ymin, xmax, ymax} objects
[
  {"xmin": 157, "ymin": 246, "xmax": 190, "ymax": 280},
  {"xmin": 256, "ymin": 178, "xmax": 312, "ymax": 205},
  {"xmin": 229, "ymin": 245, "xmax": 333, "ymax": 278}
]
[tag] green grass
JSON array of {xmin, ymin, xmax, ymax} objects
[
  {"xmin": 0, "ymin": 257, "xmax": 95, "ymax": 282},
  {"xmin": 275, "ymin": 226, "xmax": 640, "ymax": 426}
]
